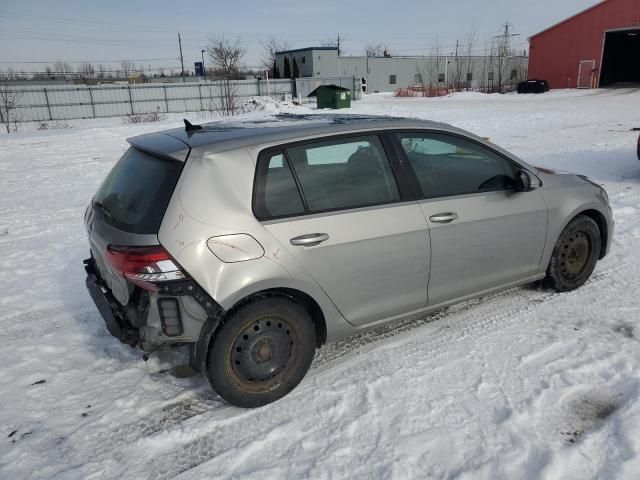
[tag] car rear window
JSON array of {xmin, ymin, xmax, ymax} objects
[{"xmin": 93, "ymin": 147, "xmax": 183, "ymax": 234}]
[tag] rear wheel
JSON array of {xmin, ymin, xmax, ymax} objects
[
  {"xmin": 544, "ymin": 215, "xmax": 601, "ymax": 292},
  {"xmin": 205, "ymin": 296, "xmax": 316, "ymax": 408}
]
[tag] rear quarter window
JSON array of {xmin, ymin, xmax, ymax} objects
[{"xmin": 253, "ymin": 151, "xmax": 305, "ymax": 219}]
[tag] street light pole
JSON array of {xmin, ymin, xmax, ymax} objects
[
  {"xmin": 201, "ymin": 49, "xmax": 206, "ymax": 80},
  {"xmin": 264, "ymin": 69, "xmax": 270, "ymax": 97}
]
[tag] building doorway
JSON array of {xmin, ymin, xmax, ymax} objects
[
  {"xmin": 577, "ymin": 60, "xmax": 596, "ymax": 88},
  {"xmin": 600, "ymin": 28, "xmax": 640, "ymax": 87}
]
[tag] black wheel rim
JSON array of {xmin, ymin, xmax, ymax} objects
[
  {"xmin": 560, "ymin": 231, "xmax": 591, "ymax": 280},
  {"xmin": 230, "ymin": 317, "xmax": 294, "ymax": 384}
]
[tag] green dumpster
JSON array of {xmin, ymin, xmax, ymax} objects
[{"xmin": 307, "ymin": 84, "xmax": 352, "ymax": 109}]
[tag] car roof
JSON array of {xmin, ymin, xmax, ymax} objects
[{"xmin": 127, "ymin": 114, "xmax": 471, "ymax": 159}]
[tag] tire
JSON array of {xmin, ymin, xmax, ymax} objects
[
  {"xmin": 544, "ymin": 215, "xmax": 601, "ymax": 292},
  {"xmin": 205, "ymin": 296, "xmax": 316, "ymax": 408}
]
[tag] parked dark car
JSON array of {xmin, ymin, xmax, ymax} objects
[{"xmin": 517, "ymin": 79, "xmax": 550, "ymax": 94}]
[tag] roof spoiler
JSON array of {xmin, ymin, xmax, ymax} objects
[{"xmin": 184, "ymin": 119, "xmax": 202, "ymax": 132}]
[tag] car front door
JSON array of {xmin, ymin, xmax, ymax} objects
[
  {"xmin": 253, "ymin": 134, "xmax": 430, "ymax": 326},
  {"xmin": 394, "ymin": 132, "xmax": 548, "ymax": 306}
]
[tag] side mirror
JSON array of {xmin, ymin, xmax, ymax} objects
[{"xmin": 515, "ymin": 169, "xmax": 535, "ymax": 192}]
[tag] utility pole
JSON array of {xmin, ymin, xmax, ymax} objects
[
  {"xmin": 178, "ymin": 32, "xmax": 185, "ymax": 82},
  {"xmin": 336, "ymin": 34, "xmax": 342, "ymax": 77},
  {"xmin": 455, "ymin": 39, "xmax": 459, "ymax": 89},
  {"xmin": 494, "ymin": 21, "xmax": 519, "ymax": 92},
  {"xmin": 495, "ymin": 21, "xmax": 520, "ymax": 57}
]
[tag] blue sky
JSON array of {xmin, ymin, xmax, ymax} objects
[{"xmin": 0, "ymin": 0, "xmax": 599, "ymax": 74}]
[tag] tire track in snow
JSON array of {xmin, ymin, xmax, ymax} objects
[
  {"xmin": 59, "ymin": 289, "xmax": 549, "ymax": 473},
  {"xmin": 125, "ymin": 290, "xmax": 574, "ymax": 479},
  {"xmin": 142, "ymin": 249, "xmax": 633, "ymax": 480},
  {"xmin": 67, "ymin": 235, "xmax": 632, "ymax": 479},
  {"xmin": 50, "ymin": 207, "xmax": 639, "ymax": 476}
]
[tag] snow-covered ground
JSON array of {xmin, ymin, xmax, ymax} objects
[{"xmin": 1, "ymin": 89, "xmax": 639, "ymax": 479}]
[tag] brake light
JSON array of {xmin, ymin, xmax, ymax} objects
[{"xmin": 106, "ymin": 245, "xmax": 187, "ymax": 291}]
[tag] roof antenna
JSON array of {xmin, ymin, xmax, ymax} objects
[{"xmin": 183, "ymin": 119, "xmax": 202, "ymax": 132}]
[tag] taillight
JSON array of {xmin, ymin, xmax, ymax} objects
[{"xmin": 106, "ymin": 245, "xmax": 187, "ymax": 291}]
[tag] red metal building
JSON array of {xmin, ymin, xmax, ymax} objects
[{"xmin": 528, "ymin": 0, "xmax": 640, "ymax": 89}]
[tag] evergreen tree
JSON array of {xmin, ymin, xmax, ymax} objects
[
  {"xmin": 272, "ymin": 60, "xmax": 279, "ymax": 79},
  {"xmin": 292, "ymin": 58, "xmax": 299, "ymax": 79},
  {"xmin": 283, "ymin": 57, "xmax": 291, "ymax": 78}
]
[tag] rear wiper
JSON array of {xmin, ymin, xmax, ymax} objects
[{"xmin": 93, "ymin": 201, "xmax": 112, "ymax": 219}]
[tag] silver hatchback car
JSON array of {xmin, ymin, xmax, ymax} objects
[{"xmin": 84, "ymin": 115, "xmax": 613, "ymax": 407}]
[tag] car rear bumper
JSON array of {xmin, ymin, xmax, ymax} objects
[
  {"xmin": 84, "ymin": 257, "xmax": 139, "ymax": 345},
  {"xmin": 84, "ymin": 255, "xmax": 225, "ymax": 355}
]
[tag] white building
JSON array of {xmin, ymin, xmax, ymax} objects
[{"xmin": 275, "ymin": 47, "xmax": 529, "ymax": 93}]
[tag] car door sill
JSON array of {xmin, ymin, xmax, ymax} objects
[{"xmin": 353, "ymin": 273, "xmax": 547, "ymax": 331}]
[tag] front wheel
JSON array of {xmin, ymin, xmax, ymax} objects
[
  {"xmin": 205, "ymin": 296, "xmax": 316, "ymax": 408},
  {"xmin": 544, "ymin": 215, "xmax": 601, "ymax": 292}
]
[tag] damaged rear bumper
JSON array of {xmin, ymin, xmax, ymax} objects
[
  {"xmin": 83, "ymin": 256, "xmax": 225, "ymax": 366},
  {"xmin": 84, "ymin": 257, "xmax": 140, "ymax": 345}
]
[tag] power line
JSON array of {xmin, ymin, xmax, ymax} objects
[{"xmin": 0, "ymin": 58, "xmax": 177, "ymax": 64}]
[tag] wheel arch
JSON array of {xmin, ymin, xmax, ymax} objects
[
  {"xmin": 575, "ymin": 208, "xmax": 608, "ymax": 259},
  {"xmin": 224, "ymin": 287, "xmax": 328, "ymax": 348},
  {"xmin": 539, "ymin": 201, "xmax": 611, "ymax": 277}
]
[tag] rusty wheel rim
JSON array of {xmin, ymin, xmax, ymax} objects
[
  {"xmin": 230, "ymin": 316, "xmax": 294, "ymax": 385},
  {"xmin": 560, "ymin": 231, "xmax": 591, "ymax": 280}
]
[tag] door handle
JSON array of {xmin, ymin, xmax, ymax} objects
[
  {"xmin": 290, "ymin": 233, "xmax": 330, "ymax": 247},
  {"xmin": 429, "ymin": 212, "xmax": 458, "ymax": 224}
]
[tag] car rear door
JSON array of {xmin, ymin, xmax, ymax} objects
[
  {"xmin": 392, "ymin": 131, "xmax": 547, "ymax": 306},
  {"xmin": 254, "ymin": 134, "xmax": 431, "ymax": 327}
]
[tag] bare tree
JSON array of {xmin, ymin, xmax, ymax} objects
[
  {"xmin": 1, "ymin": 68, "xmax": 16, "ymax": 80},
  {"xmin": 208, "ymin": 36, "xmax": 245, "ymax": 78},
  {"xmin": 120, "ymin": 60, "xmax": 135, "ymax": 79},
  {"xmin": 494, "ymin": 37, "xmax": 506, "ymax": 93},
  {"xmin": 462, "ymin": 24, "xmax": 478, "ymax": 90},
  {"xmin": 206, "ymin": 36, "xmax": 246, "ymax": 116},
  {"xmin": 96, "ymin": 64, "xmax": 107, "ymax": 79},
  {"xmin": 365, "ymin": 43, "xmax": 385, "ymax": 57},
  {"xmin": 53, "ymin": 61, "xmax": 73, "ymax": 79},
  {"xmin": 430, "ymin": 36, "xmax": 444, "ymax": 89},
  {"xmin": 5, "ymin": 68, "xmax": 25, "ymax": 80},
  {"xmin": 260, "ymin": 36, "xmax": 290, "ymax": 77},
  {"xmin": 0, "ymin": 73, "xmax": 23, "ymax": 133},
  {"xmin": 78, "ymin": 62, "xmax": 96, "ymax": 79},
  {"xmin": 321, "ymin": 36, "xmax": 344, "ymax": 56},
  {"xmin": 485, "ymin": 39, "xmax": 499, "ymax": 93}
]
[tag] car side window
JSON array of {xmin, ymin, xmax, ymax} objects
[
  {"xmin": 286, "ymin": 135, "xmax": 400, "ymax": 212},
  {"xmin": 397, "ymin": 133, "xmax": 516, "ymax": 198},
  {"xmin": 254, "ymin": 152, "xmax": 305, "ymax": 219}
]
